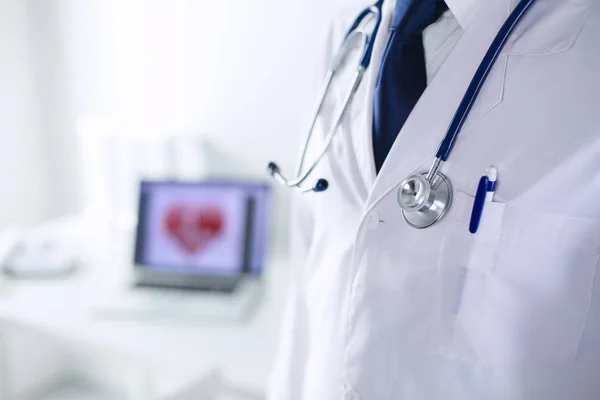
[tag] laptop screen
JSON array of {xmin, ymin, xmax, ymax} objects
[{"xmin": 134, "ymin": 180, "xmax": 271, "ymax": 276}]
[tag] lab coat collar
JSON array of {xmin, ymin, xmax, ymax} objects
[{"xmin": 444, "ymin": 0, "xmax": 482, "ymax": 28}]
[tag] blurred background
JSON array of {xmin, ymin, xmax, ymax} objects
[{"xmin": 0, "ymin": 0, "xmax": 353, "ymax": 398}]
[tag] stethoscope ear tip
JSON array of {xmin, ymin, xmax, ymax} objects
[
  {"xmin": 267, "ymin": 162, "xmax": 280, "ymax": 176},
  {"xmin": 314, "ymin": 179, "xmax": 329, "ymax": 193}
]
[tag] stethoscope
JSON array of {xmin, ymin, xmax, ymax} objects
[
  {"xmin": 267, "ymin": 0, "xmax": 384, "ymax": 193},
  {"xmin": 268, "ymin": 0, "xmax": 538, "ymax": 229}
]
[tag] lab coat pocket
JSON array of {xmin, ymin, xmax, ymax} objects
[
  {"xmin": 478, "ymin": 208, "xmax": 600, "ymax": 365},
  {"xmin": 435, "ymin": 191, "xmax": 506, "ymax": 363},
  {"xmin": 436, "ymin": 193, "xmax": 600, "ymax": 365}
]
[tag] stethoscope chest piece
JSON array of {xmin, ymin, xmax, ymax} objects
[{"xmin": 397, "ymin": 172, "xmax": 452, "ymax": 229}]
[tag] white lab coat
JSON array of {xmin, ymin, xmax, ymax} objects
[{"xmin": 268, "ymin": 0, "xmax": 600, "ymax": 399}]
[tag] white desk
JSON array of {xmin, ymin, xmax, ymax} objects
[{"xmin": 0, "ymin": 220, "xmax": 289, "ymax": 399}]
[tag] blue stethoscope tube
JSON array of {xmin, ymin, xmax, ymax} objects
[
  {"xmin": 436, "ymin": 0, "xmax": 537, "ymax": 161},
  {"xmin": 351, "ymin": 0, "xmax": 384, "ymax": 69},
  {"xmin": 398, "ymin": 0, "xmax": 538, "ymax": 229}
]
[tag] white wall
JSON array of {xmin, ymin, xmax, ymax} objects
[
  {"xmin": 0, "ymin": 0, "xmax": 47, "ymax": 226},
  {"xmin": 63, "ymin": 0, "xmax": 351, "ymax": 253},
  {"xmin": 62, "ymin": 0, "xmax": 337, "ymax": 152},
  {"xmin": 3, "ymin": 0, "xmax": 352, "ymax": 251}
]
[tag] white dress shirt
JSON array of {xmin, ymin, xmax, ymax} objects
[
  {"xmin": 423, "ymin": 0, "xmax": 482, "ymax": 82},
  {"xmin": 423, "ymin": 8, "xmax": 463, "ymax": 82}
]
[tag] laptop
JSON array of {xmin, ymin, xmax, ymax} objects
[{"xmin": 133, "ymin": 180, "xmax": 272, "ymax": 291}]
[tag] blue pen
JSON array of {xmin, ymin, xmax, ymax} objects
[{"xmin": 469, "ymin": 167, "xmax": 498, "ymax": 234}]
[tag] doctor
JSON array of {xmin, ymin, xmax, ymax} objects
[{"xmin": 268, "ymin": 0, "xmax": 600, "ymax": 399}]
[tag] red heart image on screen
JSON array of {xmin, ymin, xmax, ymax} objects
[{"xmin": 163, "ymin": 205, "xmax": 225, "ymax": 254}]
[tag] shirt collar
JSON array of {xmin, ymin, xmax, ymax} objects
[
  {"xmin": 444, "ymin": 0, "xmax": 481, "ymax": 28},
  {"xmin": 383, "ymin": 0, "xmax": 481, "ymax": 30}
]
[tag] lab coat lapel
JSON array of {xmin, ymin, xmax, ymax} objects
[
  {"xmin": 350, "ymin": 0, "xmax": 396, "ymax": 191},
  {"xmin": 365, "ymin": 0, "xmax": 510, "ymax": 211}
]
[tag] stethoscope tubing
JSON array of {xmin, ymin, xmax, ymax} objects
[
  {"xmin": 268, "ymin": 1, "xmax": 383, "ymax": 192},
  {"xmin": 436, "ymin": 0, "xmax": 538, "ymax": 162}
]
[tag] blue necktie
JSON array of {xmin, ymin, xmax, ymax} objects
[{"xmin": 372, "ymin": 0, "xmax": 448, "ymax": 173}]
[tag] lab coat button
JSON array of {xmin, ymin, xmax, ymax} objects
[{"xmin": 365, "ymin": 211, "xmax": 379, "ymax": 229}]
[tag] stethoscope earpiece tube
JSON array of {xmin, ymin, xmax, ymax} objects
[
  {"xmin": 266, "ymin": 1, "xmax": 383, "ymax": 193},
  {"xmin": 269, "ymin": 162, "xmax": 329, "ymax": 193},
  {"xmin": 358, "ymin": 3, "xmax": 383, "ymax": 69}
]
